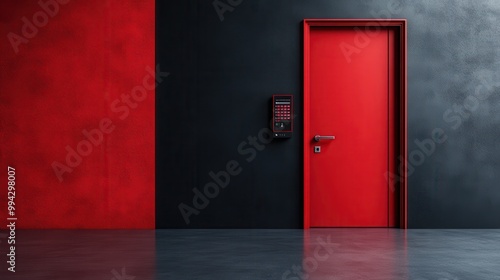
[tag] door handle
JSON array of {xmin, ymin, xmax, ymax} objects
[{"xmin": 314, "ymin": 135, "xmax": 335, "ymax": 142}]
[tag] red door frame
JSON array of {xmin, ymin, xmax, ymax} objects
[{"xmin": 303, "ymin": 19, "xmax": 408, "ymax": 229}]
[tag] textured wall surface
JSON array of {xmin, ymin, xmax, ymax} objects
[
  {"xmin": 0, "ymin": 0, "xmax": 155, "ymax": 228},
  {"xmin": 157, "ymin": 0, "xmax": 500, "ymax": 228}
]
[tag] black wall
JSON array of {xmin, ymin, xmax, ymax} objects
[{"xmin": 156, "ymin": 0, "xmax": 500, "ymax": 228}]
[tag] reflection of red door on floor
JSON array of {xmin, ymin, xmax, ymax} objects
[{"xmin": 309, "ymin": 26, "xmax": 398, "ymax": 227}]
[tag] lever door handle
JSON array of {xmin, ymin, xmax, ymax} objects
[{"xmin": 314, "ymin": 135, "xmax": 335, "ymax": 142}]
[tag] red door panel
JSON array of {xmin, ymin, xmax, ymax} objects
[{"xmin": 309, "ymin": 27, "xmax": 396, "ymax": 227}]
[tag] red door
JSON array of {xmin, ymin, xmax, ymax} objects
[{"xmin": 307, "ymin": 25, "xmax": 398, "ymax": 227}]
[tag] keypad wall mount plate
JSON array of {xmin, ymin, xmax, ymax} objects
[{"xmin": 272, "ymin": 94, "xmax": 293, "ymax": 138}]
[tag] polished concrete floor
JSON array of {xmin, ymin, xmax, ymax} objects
[{"xmin": 1, "ymin": 229, "xmax": 499, "ymax": 279}]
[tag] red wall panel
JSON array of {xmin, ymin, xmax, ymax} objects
[{"xmin": 0, "ymin": 0, "xmax": 155, "ymax": 228}]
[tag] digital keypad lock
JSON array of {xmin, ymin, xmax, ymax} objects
[{"xmin": 272, "ymin": 94, "xmax": 293, "ymax": 138}]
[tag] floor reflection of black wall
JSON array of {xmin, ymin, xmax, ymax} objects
[
  {"xmin": 0, "ymin": 230, "xmax": 155, "ymax": 280},
  {"xmin": 157, "ymin": 0, "xmax": 500, "ymax": 228},
  {"xmin": 156, "ymin": 229, "xmax": 304, "ymax": 279}
]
